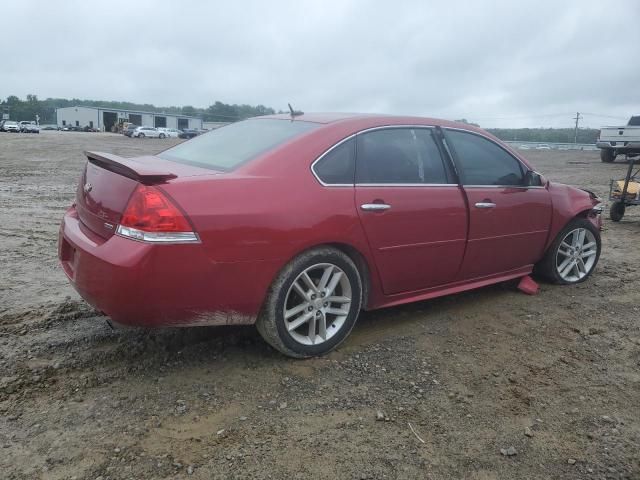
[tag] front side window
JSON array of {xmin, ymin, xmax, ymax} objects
[
  {"xmin": 356, "ymin": 128, "xmax": 449, "ymax": 184},
  {"xmin": 313, "ymin": 138, "xmax": 355, "ymax": 184},
  {"xmin": 445, "ymin": 130, "xmax": 524, "ymax": 186},
  {"xmin": 159, "ymin": 119, "xmax": 318, "ymax": 171}
]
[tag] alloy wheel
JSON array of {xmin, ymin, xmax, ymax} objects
[
  {"xmin": 555, "ymin": 227, "xmax": 598, "ymax": 282},
  {"xmin": 283, "ymin": 263, "xmax": 352, "ymax": 346}
]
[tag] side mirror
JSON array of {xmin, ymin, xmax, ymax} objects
[{"xmin": 525, "ymin": 170, "xmax": 544, "ymax": 187}]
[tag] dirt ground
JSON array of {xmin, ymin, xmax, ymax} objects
[{"xmin": 1, "ymin": 131, "xmax": 639, "ymax": 480}]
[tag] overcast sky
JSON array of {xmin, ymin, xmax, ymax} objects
[{"xmin": 1, "ymin": 0, "xmax": 638, "ymax": 128}]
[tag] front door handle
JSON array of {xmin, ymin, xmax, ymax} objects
[
  {"xmin": 474, "ymin": 202, "xmax": 496, "ymax": 209},
  {"xmin": 360, "ymin": 203, "xmax": 391, "ymax": 211}
]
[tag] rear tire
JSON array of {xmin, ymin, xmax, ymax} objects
[
  {"xmin": 256, "ymin": 247, "xmax": 362, "ymax": 358},
  {"xmin": 609, "ymin": 201, "xmax": 625, "ymax": 222},
  {"xmin": 600, "ymin": 149, "xmax": 615, "ymax": 163},
  {"xmin": 535, "ymin": 218, "xmax": 601, "ymax": 285},
  {"xmin": 159, "ymin": 133, "xmax": 166, "ymax": 139},
  {"xmin": 139, "ymin": 133, "xmax": 145, "ymax": 138}
]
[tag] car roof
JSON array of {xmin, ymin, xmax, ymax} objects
[{"xmin": 256, "ymin": 112, "xmax": 482, "ymax": 131}]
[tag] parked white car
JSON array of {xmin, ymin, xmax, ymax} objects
[
  {"xmin": 132, "ymin": 126, "xmax": 162, "ymax": 138},
  {"xmin": 157, "ymin": 127, "xmax": 181, "ymax": 138},
  {"xmin": 19, "ymin": 121, "xmax": 40, "ymax": 133},
  {"xmin": 1, "ymin": 120, "xmax": 21, "ymax": 132}
]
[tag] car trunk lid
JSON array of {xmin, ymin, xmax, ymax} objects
[{"xmin": 76, "ymin": 151, "xmax": 218, "ymax": 239}]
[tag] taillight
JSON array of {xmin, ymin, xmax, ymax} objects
[{"xmin": 116, "ymin": 185, "xmax": 199, "ymax": 243}]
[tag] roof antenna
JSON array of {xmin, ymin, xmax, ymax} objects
[{"xmin": 288, "ymin": 103, "xmax": 303, "ymax": 118}]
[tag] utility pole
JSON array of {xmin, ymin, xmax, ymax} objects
[{"xmin": 573, "ymin": 112, "xmax": 582, "ymax": 144}]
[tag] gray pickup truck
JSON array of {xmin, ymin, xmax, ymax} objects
[{"xmin": 597, "ymin": 115, "xmax": 640, "ymax": 162}]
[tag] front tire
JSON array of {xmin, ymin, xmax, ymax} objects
[
  {"xmin": 159, "ymin": 133, "xmax": 166, "ymax": 139},
  {"xmin": 600, "ymin": 149, "xmax": 615, "ymax": 163},
  {"xmin": 535, "ymin": 218, "xmax": 601, "ymax": 285},
  {"xmin": 256, "ymin": 247, "xmax": 363, "ymax": 358},
  {"xmin": 138, "ymin": 133, "xmax": 145, "ymax": 138}
]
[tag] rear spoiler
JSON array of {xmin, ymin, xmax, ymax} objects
[{"xmin": 85, "ymin": 151, "xmax": 177, "ymax": 184}]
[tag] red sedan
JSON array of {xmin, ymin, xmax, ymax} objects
[{"xmin": 58, "ymin": 113, "xmax": 603, "ymax": 357}]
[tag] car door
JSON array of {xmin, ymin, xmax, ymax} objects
[
  {"xmin": 354, "ymin": 127, "xmax": 468, "ymax": 295},
  {"xmin": 443, "ymin": 129, "xmax": 552, "ymax": 280}
]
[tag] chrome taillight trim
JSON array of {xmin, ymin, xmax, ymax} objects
[{"xmin": 116, "ymin": 225, "xmax": 200, "ymax": 244}]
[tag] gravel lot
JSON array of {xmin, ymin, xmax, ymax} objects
[{"xmin": 1, "ymin": 131, "xmax": 639, "ymax": 480}]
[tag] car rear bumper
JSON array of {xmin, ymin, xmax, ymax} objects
[{"xmin": 58, "ymin": 206, "xmax": 275, "ymax": 327}]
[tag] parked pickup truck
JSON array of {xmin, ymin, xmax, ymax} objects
[{"xmin": 597, "ymin": 115, "xmax": 640, "ymax": 162}]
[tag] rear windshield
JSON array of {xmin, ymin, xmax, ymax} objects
[
  {"xmin": 158, "ymin": 119, "xmax": 318, "ymax": 171},
  {"xmin": 628, "ymin": 116, "xmax": 640, "ymax": 126}
]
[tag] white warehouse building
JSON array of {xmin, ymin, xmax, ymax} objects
[{"xmin": 56, "ymin": 106, "xmax": 203, "ymax": 132}]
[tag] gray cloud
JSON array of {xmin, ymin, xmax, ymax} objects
[{"xmin": 1, "ymin": 0, "xmax": 638, "ymax": 127}]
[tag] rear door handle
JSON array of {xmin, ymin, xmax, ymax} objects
[
  {"xmin": 360, "ymin": 203, "xmax": 391, "ymax": 211},
  {"xmin": 474, "ymin": 202, "xmax": 496, "ymax": 209}
]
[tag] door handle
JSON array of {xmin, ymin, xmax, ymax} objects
[
  {"xmin": 360, "ymin": 203, "xmax": 391, "ymax": 211},
  {"xmin": 474, "ymin": 202, "xmax": 496, "ymax": 209}
]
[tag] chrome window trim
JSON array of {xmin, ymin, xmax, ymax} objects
[
  {"xmin": 355, "ymin": 183, "xmax": 457, "ymax": 187},
  {"xmin": 311, "ymin": 124, "xmax": 447, "ymax": 187},
  {"xmin": 463, "ymin": 185, "xmax": 546, "ymax": 189},
  {"xmin": 310, "ymin": 133, "xmax": 358, "ymax": 187},
  {"xmin": 442, "ymin": 127, "xmax": 539, "ymax": 187}
]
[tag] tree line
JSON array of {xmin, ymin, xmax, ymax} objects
[
  {"xmin": 486, "ymin": 127, "xmax": 599, "ymax": 144},
  {"xmin": 0, "ymin": 95, "xmax": 276, "ymax": 124},
  {"xmin": 455, "ymin": 119, "xmax": 599, "ymax": 144}
]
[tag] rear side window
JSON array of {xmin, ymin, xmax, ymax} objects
[
  {"xmin": 629, "ymin": 116, "xmax": 640, "ymax": 126},
  {"xmin": 159, "ymin": 119, "xmax": 318, "ymax": 171},
  {"xmin": 356, "ymin": 128, "xmax": 449, "ymax": 184},
  {"xmin": 313, "ymin": 138, "xmax": 355, "ymax": 184},
  {"xmin": 446, "ymin": 130, "xmax": 524, "ymax": 186}
]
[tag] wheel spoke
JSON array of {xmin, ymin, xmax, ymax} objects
[
  {"xmin": 325, "ymin": 271, "xmax": 343, "ymax": 297},
  {"xmin": 582, "ymin": 241, "xmax": 596, "ymax": 250},
  {"xmin": 581, "ymin": 250, "xmax": 596, "ymax": 258},
  {"xmin": 557, "ymin": 257, "xmax": 573, "ymax": 273},
  {"xmin": 327, "ymin": 295, "xmax": 350, "ymax": 304},
  {"xmin": 561, "ymin": 241, "xmax": 573, "ymax": 251},
  {"xmin": 285, "ymin": 302, "xmax": 310, "ymax": 320},
  {"xmin": 307, "ymin": 315, "xmax": 316, "ymax": 344},
  {"xmin": 576, "ymin": 258, "xmax": 587, "ymax": 274},
  {"xmin": 576, "ymin": 229, "xmax": 586, "ymax": 247},
  {"xmin": 292, "ymin": 280, "xmax": 308, "ymax": 300},
  {"xmin": 301, "ymin": 272, "xmax": 319, "ymax": 293},
  {"xmin": 318, "ymin": 265, "xmax": 334, "ymax": 290},
  {"xmin": 557, "ymin": 247, "xmax": 572, "ymax": 258},
  {"xmin": 570, "ymin": 231, "xmax": 579, "ymax": 247},
  {"xmin": 325, "ymin": 307, "xmax": 347, "ymax": 316},
  {"xmin": 571, "ymin": 262, "xmax": 580, "ymax": 277},
  {"xmin": 561, "ymin": 260, "xmax": 576, "ymax": 277},
  {"xmin": 318, "ymin": 314, "xmax": 327, "ymax": 340},
  {"xmin": 287, "ymin": 311, "xmax": 314, "ymax": 331}
]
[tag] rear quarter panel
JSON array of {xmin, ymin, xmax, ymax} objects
[{"xmin": 159, "ymin": 126, "xmax": 381, "ymax": 313}]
